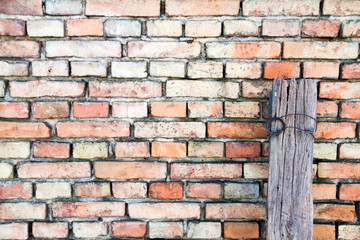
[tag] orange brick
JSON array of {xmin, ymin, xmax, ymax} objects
[
  {"xmin": 0, "ymin": 182, "xmax": 32, "ymax": 199},
  {"xmin": 340, "ymin": 143, "xmax": 360, "ymax": 159},
  {"xmin": 67, "ymin": 19, "xmax": 103, "ymax": 36},
  {"xmin": 319, "ymin": 82, "xmax": 360, "ymax": 99},
  {"xmin": 262, "ymin": 20, "xmax": 299, "ymax": 37},
  {"xmin": 74, "ymin": 182, "xmax": 111, "ymax": 198},
  {"xmin": 208, "ymin": 122, "xmax": 267, "ymax": 139},
  {"xmin": 149, "ymin": 182, "xmax": 183, "ymax": 199},
  {"xmin": 112, "ymin": 182, "xmax": 147, "ymax": 198},
  {"xmin": 86, "ymin": 0, "xmax": 160, "ymax": 16},
  {"xmin": 0, "ymin": 202, "xmax": 46, "ymax": 220},
  {"xmin": 166, "ymin": 0, "xmax": 240, "ymax": 16},
  {"xmin": 323, "ymin": 0, "xmax": 360, "ymax": 16},
  {"xmin": 33, "ymin": 222, "xmax": 68, "ymax": 239},
  {"xmin": 33, "ymin": 102, "xmax": 70, "ymax": 119},
  {"xmin": 186, "ymin": 182, "xmax": 222, "ymax": 199},
  {"xmin": 242, "ymin": 80, "xmax": 272, "ymax": 98},
  {"xmin": 225, "ymin": 101, "xmax": 260, "ymax": 118},
  {"xmin": 316, "ymin": 101, "xmax": 338, "ymax": 118},
  {"xmin": 313, "ymin": 224, "xmax": 335, "ymax": 240},
  {"xmin": 302, "ymin": 20, "xmax": 340, "ymax": 37},
  {"xmin": 171, "ymin": 163, "xmax": 242, "ymax": 179},
  {"xmin": 342, "ymin": 63, "xmax": 360, "ymax": 79},
  {"xmin": 206, "ymin": 203, "xmax": 266, "ymax": 219},
  {"xmin": 33, "ymin": 142, "xmax": 70, "ymax": 158},
  {"xmin": 315, "ymin": 122, "xmax": 356, "ymax": 139},
  {"xmin": 152, "ymin": 141, "xmax": 186, "ymax": 158},
  {"xmin": 0, "ymin": 223, "xmax": 28, "ymax": 240},
  {"xmin": 0, "ymin": 122, "xmax": 50, "ymax": 139},
  {"xmin": 115, "ymin": 142, "xmax": 150, "ymax": 158},
  {"xmin": 224, "ymin": 222, "xmax": 259, "ymax": 239},
  {"xmin": 112, "ymin": 222, "xmax": 147, "ymax": 238},
  {"xmin": 151, "ymin": 101, "xmax": 186, "ymax": 118},
  {"xmin": 262, "ymin": 142, "xmax": 269, "ymax": 156},
  {"xmin": 226, "ymin": 142, "xmax": 261, "ymax": 158},
  {"xmin": 264, "ymin": 62, "xmax": 300, "ymax": 79},
  {"xmin": 303, "ymin": 62, "xmax": 339, "ymax": 79},
  {"xmin": 340, "ymin": 184, "xmax": 360, "ymax": 200},
  {"xmin": 188, "ymin": 101, "xmax": 223, "ymax": 118},
  {"xmin": 314, "ymin": 204, "xmax": 355, "ymax": 222},
  {"xmin": 313, "ymin": 183, "xmax": 336, "ymax": 200},
  {"xmin": 0, "ymin": 102, "xmax": 29, "ymax": 118},
  {"xmin": 73, "ymin": 101, "xmax": 109, "ymax": 118},
  {"xmin": 318, "ymin": 162, "xmax": 360, "ymax": 179},
  {"xmin": 0, "ymin": 19, "xmax": 25, "ymax": 36},
  {"xmin": 0, "ymin": 0, "xmax": 43, "ymax": 15}
]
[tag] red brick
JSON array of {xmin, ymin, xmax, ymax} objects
[
  {"xmin": 74, "ymin": 182, "xmax": 111, "ymax": 198},
  {"xmin": 67, "ymin": 19, "xmax": 103, "ymax": 36},
  {"xmin": 224, "ymin": 222, "xmax": 259, "ymax": 239},
  {"xmin": 303, "ymin": 62, "xmax": 339, "ymax": 79},
  {"xmin": 314, "ymin": 204, "xmax": 355, "ymax": 222},
  {"xmin": 152, "ymin": 141, "xmax": 186, "ymax": 158},
  {"xmin": 73, "ymin": 101, "xmax": 109, "ymax": 118},
  {"xmin": 242, "ymin": 80, "xmax": 272, "ymax": 98},
  {"xmin": 0, "ymin": 61, "xmax": 28, "ymax": 76},
  {"xmin": 112, "ymin": 222, "xmax": 147, "ymax": 238},
  {"xmin": 56, "ymin": 121, "xmax": 130, "ymax": 138},
  {"xmin": 128, "ymin": 202, "xmax": 200, "ymax": 219},
  {"xmin": 115, "ymin": 142, "xmax": 150, "ymax": 158},
  {"xmin": 10, "ymin": 80, "xmax": 85, "ymax": 98},
  {"xmin": 0, "ymin": 122, "xmax": 50, "ymax": 139},
  {"xmin": 315, "ymin": 122, "xmax": 356, "ymax": 139},
  {"xmin": 135, "ymin": 122, "xmax": 205, "ymax": 138},
  {"xmin": 313, "ymin": 183, "xmax": 336, "ymax": 200},
  {"xmin": 341, "ymin": 63, "xmax": 360, "ymax": 79},
  {"xmin": 225, "ymin": 102, "xmax": 260, "ymax": 118},
  {"xmin": 33, "ymin": 102, "xmax": 69, "ymax": 119},
  {"xmin": 302, "ymin": 20, "xmax": 340, "ymax": 37},
  {"xmin": 244, "ymin": 162, "xmax": 269, "ymax": 179},
  {"xmin": 317, "ymin": 101, "xmax": 338, "ymax": 118},
  {"xmin": 52, "ymin": 201, "xmax": 125, "ymax": 218},
  {"xmin": 225, "ymin": 62, "xmax": 262, "ymax": 79},
  {"xmin": 186, "ymin": 182, "xmax": 222, "ymax": 199},
  {"xmin": 45, "ymin": 0, "xmax": 82, "ymax": 15},
  {"xmin": 112, "ymin": 182, "xmax": 147, "ymax": 198},
  {"xmin": 95, "ymin": 161, "xmax": 167, "ymax": 180},
  {"xmin": 188, "ymin": 141, "xmax": 224, "ymax": 158},
  {"xmin": 0, "ymin": 202, "xmax": 46, "ymax": 220},
  {"xmin": 340, "ymin": 143, "xmax": 360, "ymax": 159},
  {"xmin": 86, "ymin": 0, "xmax": 160, "ymax": 16},
  {"xmin": 341, "ymin": 102, "xmax": 360, "ymax": 119},
  {"xmin": 149, "ymin": 182, "xmax": 183, "ymax": 199},
  {"xmin": 319, "ymin": 82, "xmax": 360, "ymax": 99},
  {"xmin": 0, "ymin": 19, "xmax": 25, "ymax": 36},
  {"xmin": 73, "ymin": 222, "xmax": 107, "ymax": 238},
  {"xmin": 0, "ymin": 0, "xmax": 43, "ymax": 15},
  {"xmin": 226, "ymin": 142, "xmax": 261, "ymax": 158},
  {"xmin": 206, "ymin": 203, "xmax": 266, "ymax": 219},
  {"xmin": 17, "ymin": 161, "xmax": 91, "ymax": 179},
  {"xmin": 32, "ymin": 60, "xmax": 68, "ymax": 77},
  {"xmin": 34, "ymin": 142, "xmax": 70, "ymax": 159},
  {"xmin": 166, "ymin": 0, "xmax": 240, "ymax": 16},
  {"xmin": 112, "ymin": 102, "xmax": 148, "ymax": 118},
  {"xmin": 151, "ymin": 101, "xmax": 186, "ymax": 118},
  {"xmin": 208, "ymin": 122, "xmax": 267, "ymax": 139},
  {"xmin": 0, "ymin": 40, "xmax": 40, "ymax": 58},
  {"xmin": 171, "ymin": 163, "xmax": 242, "ymax": 179},
  {"xmin": 323, "ymin": 0, "xmax": 360, "ymax": 16},
  {"xmin": 0, "ymin": 182, "xmax": 32, "ymax": 199},
  {"xmin": 0, "ymin": 223, "xmax": 28, "ymax": 240},
  {"xmin": 313, "ymin": 224, "xmax": 335, "ymax": 240},
  {"xmin": 33, "ymin": 222, "xmax": 68, "ymax": 239},
  {"xmin": 128, "ymin": 41, "xmax": 201, "ymax": 59},
  {"xmin": 340, "ymin": 184, "xmax": 360, "ymax": 200},
  {"xmin": 262, "ymin": 20, "xmax": 299, "ymax": 37},
  {"xmin": 342, "ymin": 20, "xmax": 360, "ymax": 37},
  {"xmin": 264, "ymin": 62, "xmax": 300, "ymax": 79},
  {"xmin": 0, "ymin": 102, "xmax": 29, "ymax": 118},
  {"xmin": 318, "ymin": 162, "xmax": 360, "ymax": 179}
]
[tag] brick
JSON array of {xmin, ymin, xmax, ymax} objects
[
  {"xmin": 315, "ymin": 122, "xmax": 356, "ymax": 139},
  {"xmin": 46, "ymin": 41, "xmax": 121, "ymax": 58},
  {"xmin": 323, "ymin": 0, "xmax": 360, "ymax": 16},
  {"xmin": 0, "ymin": 142, "xmax": 30, "ymax": 159},
  {"xmin": 0, "ymin": 61, "xmax": 28, "ymax": 76},
  {"xmin": 167, "ymin": 80, "xmax": 239, "ymax": 99},
  {"xmin": 206, "ymin": 203, "xmax": 266, "ymax": 219},
  {"xmin": 111, "ymin": 61, "xmax": 147, "ymax": 78},
  {"xmin": 0, "ymin": 40, "xmax": 40, "ymax": 58},
  {"xmin": 243, "ymin": 0, "xmax": 320, "ymax": 16},
  {"xmin": 32, "ymin": 60, "xmax": 69, "ymax": 77},
  {"xmin": 10, "ymin": 80, "xmax": 85, "ymax": 98},
  {"xmin": 56, "ymin": 121, "xmax": 130, "ymax": 138},
  {"xmin": 45, "ymin": 0, "xmax": 82, "ymax": 15},
  {"xmin": 17, "ymin": 162, "xmax": 91, "ymax": 179},
  {"xmin": 224, "ymin": 20, "xmax": 258, "ymax": 36},
  {"xmin": 225, "ymin": 62, "xmax": 262, "ymax": 79},
  {"xmin": 224, "ymin": 222, "xmax": 259, "ymax": 239},
  {"xmin": 73, "ymin": 101, "xmax": 109, "ymax": 118},
  {"xmin": 104, "ymin": 20, "xmax": 141, "ymax": 37},
  {"xmin": 152, "ymin": 141, "xmax": 186, "ymax": 158},
  {"xmin": 242, "ymin": 80, "xmax": 272, "ymax": 98},
  {"xmin": 135, "ymin": 122, "xmax": 205, "ymax": 138},
  {"xmin": 33, "ymin": 102, "xmax": 70, "ymax": 119},
  {"xmin": 86, "ymin": 0, "xmax": 160, "ymax": 16},
  {"xmin": 342, "ymin": 20, "xmax": 360, "ymax": 37},
  {"xmin": 186, "ymin": 182, "xmax": 222, "ymax": 199},
  {"xmin": 208, "ymin": 122, "xmax": 267, "ymax": 139},
  {"xmin": 74, "ymin": 182, "xmax": 111, "ymax": 197},
  {"xmin": 313, "ymin": 183, "xmax": 336, "ymax": 200},
  {"xmin": 188, "ymin": 141, "xmax": 224, "ymax": 158},
  {"xmin": 52, "ymin": 201, "xmax": 125, "ymax": 218},
  {"xmin": 340, "ymin": 184, "xmax": 360, "ymax": 200},
  {"xmin": 207, "ymin": 41, "xmax": 281, "ymax": 59},
  {"xmin": 151, "ymin": 101, "xmax": 186, "ymax": 118},
  {"xmin": 149, "ymin": 182, "xmax": 183, "ymax": 199},
  {"xmin": 71, "ymin": 61, "xmax": 107, "ymax": 77},
  {"xmin": 264, "ymin": 62, "xmax": 300, "ymax": 79},
  {"xmin": 112, "ymin": 102, "xmax": 148, "ymax": 118},
  {"xmin": 224, "ymin": 183, "xmax": 259, "ymax": 199},
  {"xmin": 128, "ymin": 202, "xmax": 200, "ymax": 219},
  {"xmin": 226, "ymin": 142, "xmax": 261, "ymax": 158},
  {"xmin": 0, "ymin": 19, "xmax": 25, "ymax": 36},
  {"xmin": 340, "ymin": 143, "xmax": 360, "ymax": 159},
  {"xmin": 188, "ymin": 101, "xmax": 223, "ymax": 118},
  {"xmin": 338, "ymin": 225, "xmax": 360, "ymax": 240},
  {"xmin": 95, "ymin": 161, "xmax": 167, "ymax": 180},
  {"xmin": 34, "ymin": 182, "xmax": 71, "ymax": 199},
  {"xmin": 185, "ymin": 20, "xmax": 221, "ymax": 37},
  {"xmin": 115, "ymin": 142, "xmax": 150, "ymax": 158},
  {"xmin": 187, "ymin": 222, "xmax": 221, "ymax": 239},
  {"xmin": 27, "ymin": 20, "xmax": 64, "ymax": 37},
  {"xmin": 244, "ymin": 163, "xmax": 268, "ymax": 179},
  {"xmin": 313, "ymin": 224, "xmax": 335, "ymax": 240},
  {"xmin": 319, "ymin": 82, "xmax": 360, "ymax": 99},
  {"xmin": 0, "ymin": 122, "xmax": 50, "ymax": 139},
  {"xmin": 304, "ymin": 62, "xmax": 339, "ymax": 79},
  {"xmin": 0, "ymin": 102, "xmax": 29, "ymax": 118},
  {"xmin": 33, "ymin": 222, "xmax": 68, "ymax": 239},
  {"xmin": 67, "ymin": 19, "xmax": 103, "ymax": 36},
  {"xmin": 302, "ymin": 20, "xmax": 340, "ymax": 38},
  {"xmin": 34, "ymin": 142, "xmax": 70, "ymax": 158},
  {"xmin": 171, "ymin": 163, "xmax": 242, "ymax": 179},
  {"xmin": 147, "ymin": 20, "xmax": 182, "ymax": 37},
  {"xmin": 342, "ymin": 63, "xmax": 360, "ymax": 79},
  {"xmin": 225, "ymin": 102, "xmax": 260, "ymax": 118},
  {"xmin": 0, "ymin": 163, "xmax": 13, "ymax": 179},
  {"xmin": 188, "ymin": 61, "xmax": 223, "ymax": 79},
  {"xmin": 73, "ymin": 222, "xmax": 107, "ymax": 238},
  {"xmin": 128, "ymin": 41, "xmax": 201, "ymax": 59},
  {"xmin": 283, "ymin": 41, "xmax": 358, "ymax": 59},
  {"xmin": 149, "ymin": 222, "xmax": 183, "ymax": 238},
  {"xmin": 314, "ymin": 204, "xmax": 355, "ymax": 222},
  {"xmin": 112, "ymin": 222, "xmax": 147, "ymax": 238},
  {"xmin": 166, "ymin": 0, "xmax": 240, "ymax": 16},
  {"xmin": 0, "ymin": 223, "xmax": 28, "ymax": 240},
  {"xmin": 0, "ymin": 203, "xmax": 46, "ymax": 220},
  {"xmin": 113, "ymin": 182, "xmax": 147, "ymax": 198},
  {"xmin": 73, "ymin": 142, "xmax": 108, "ymax": 159},
  {"xmin": 318, "ymin": 162, "xmax": 360, "ymax": 179},
  {"xmin": 313, "ymin": 143, "xmax": 337, "ymax": 160},
  {"xmin": 262, "ymin": 20, "xmax": 299, "ymax": 37},
  {"xmin": 262, "ymin": 142, "xmax": 269, "ymax": 156},
  {"xmin": 89, "ymin": 81, "xmax": 162, "ymax": 98},
  {"xmin": 0, "ymin": 0, "xmax": 43, "ymax": 15},
  {"xmin": 0, "ymin": 81, "xmax": 5, "ymax": 97},
  {"xmin": 0, "ymin": 182, "xmax": 32, "ymax": 199},
  {"xmin": 149, "ymin": 61, "xmax": 185, "ymax": 77}
]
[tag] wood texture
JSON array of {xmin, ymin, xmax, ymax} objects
[{"xmin": 267, "ymin": 79, "xmax": 317, "ymax": 240}]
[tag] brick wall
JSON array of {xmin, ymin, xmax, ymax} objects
[{"xmin": 0, "ymin": 0, "xmax": 360, "ymax": 239}]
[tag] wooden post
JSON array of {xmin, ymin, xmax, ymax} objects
[{"xmin": 266, "ymin": 79, "xmax": 317, "ymax": 240}]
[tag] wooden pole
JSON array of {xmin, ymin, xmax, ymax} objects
[{"xmin": 266, "ymin": 79, "xmax": 317, "ymax": 240}]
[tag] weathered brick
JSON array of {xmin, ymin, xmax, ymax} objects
[
  {"xmin": 52, "ymin": 201, "xmax": 125, "ymax": 218},
  {"xmin": 33, "ymin": 222, "xmax": 68, "ymax": 239},
  {"xmin": 224, "ymin": 222, "xmax": 259, "ymax": 239},
  {"xmin": 187, "ymin": 222, "xmax": 221, "ymax": 239},
  {"xmin": 318, "ymin": 162, "xmax": 360, "ymax": 179},
  {"xmin": 104, "ymin": 20, "xmax": 141, "ymax": 37},
  {"xmin": 0, "ymin": 81, "xmax": 5, "ymax": 97},
  {"xmin": 152, "ymin": 141, "xmax": 186, "ymax": 158},
  {"xmin": 36, "ymin": 182, "xmax": 71, "ymax": 199},
  {"xmin": 188, "ymin": 141, "xmax": 224, "ymax": 158},
  {"xmin": 0, "ymin": 61, "xmax": 28, "ymax": 76},
  {"xmin": 338, "ymin": 225, "xmax": 360, "ymax": 240},
  {"xmin": 112, "ymin": 102, "xmax": 148, "ymax": 118},
  {"xmin": 242, "ymin": 80, "xmax": 272, "ymax": 98},
  {"xmin": 313, "ymin": 224, "xmax": 335, "ymax": 240},
  {"xmin": 262, "ymin": 142, "xmax": 269, "ymax": 156},
  {"xmin": 225, "ymin": 62, "xmax": 262, "ymax": 79},
  {"xmin": 186, "ymin": 182, "xmax": 222, "ymax": 199},
  {"xmin": 224, "ymin": 182, "xmax": 259, "ymax": 199},
  {"xmin": 128, "ymin": 41, "xmax": 201, "ymax": 59},
  {"xmin": 342, "ymin": 63, "xmax": 360, "ymax": 79},
  {"xmin": 342, "ymin": 20, "xmax": 360, "ymax": 37},
  {"xmin": 206, "ymin": 203, "xmax": 266, "ymax": 219},
  {"xmin": 323, "ymin": 0, "xmax": 360, "ymax": 16},
  {"xmin": 10, "ymin": 80, "xmax": 85, "ymax": 98},
  {"xmin": 314, "ymin": 204, "xmax": 355, "ymax": 222},
  {"xmin": 149, "ymin": 61, "xmax": 185, "ymax": 78},
  {"xmin": 45, "ymin": 0, "xmax": 82, "ymax": 15},
  {"xmin": 0, "ymin": 40, "xmax": 40, "ymax": 58},
  {"xmin": 73, "ymin": 101, "xmax": 109, "ymax": 118},
  {"xmin": 341, "ymin": 102, "xmax": 360, "ymax": 119},
  {"xmin": 171, "ymin": 163, "xmax": 242, "ymax": 179},
  {"xmin": 340, "ymin": 143, "xmax": 360, "ymax": 159},
  {"xmin": 34, "ymin": 142, "xmax": 70, "ymax": 158},
  {"xmin": 149, "ymin": 222, "xmax": 183, "ymax": 238},
  {"xmin": 135, "ymin": 122, "xmax": 205, "ymax": 138},
  {"xmin": 73, "ymin": 142, "xmax": 108, "ymax": 159},
  {"xmin": 340, "ymin": 184, "xmax": 360, "ymax": 200},
  {"xmin": 313, "ymin": 183, "xmax": 336, "ymax": 200},
  {"xmin": 262, "ymin": 20, "xmax": 299, "ymax": 37},
  {"xmin": 112, "ymin": 61, "xmax": 147, "ymax": 78},
  {"xmin": 302, "ymin": 20, "xmax": 340, "ymax": 38},
  {"xmin": 113, "ymin": 182, "xmax": 147, "ymax": 198},
  {"xmin": 0, "ymin": 203, "xmax": 46, "ymax": 220},
  {"xmin": 319, "ymin": 82, "xmax": 360, "ymax": 99},
  {"xmin": 56, "ymin": 121, "xmax": 130, "ymax": 138},
  {"xmin": 74, "ymin": 182, "xmax": 111, "ymax": 198},
  {"xmin": 67, "ymin": 19, "xmax": 103, "ymax": 36},
  {"xmin": 166, "ymin": 0, "xmax": 239, "ymax": 16},
  {"xmin": 90, "ymin": 81, "xmax": 162, "ymax": 98},
  {"xmin": 0, "ymin": 19, "xmax": 25, "ymax": 36},
  {"xmin": 32, "ymin": 60, "xmax": 69, "ymax": 77},
  {"xmin": 244, "ymin": 162, "xmax": 269, "ymax": 179},
  {"xmin": 224, "ymin": 20, "xmax": 258, "ymax": 36},
  {"xmin": 112, "ymin": 221, "xmax": 147, "ymax": 238},
  {"xmin": 283, "ymin": 41, "xmax": 358, "ymax": 59},
  {"xmin": 0, "ymin": 0, "xmax": 43, "ymax": 15},
  {"xmin": 226, "ymin": 142, "xmax": 261, "ymax": 158},
  {"xmin": 0, "ymin": 223, "xmax": 28, "ymax": 240},
  {"xmin": 27, "ymin": 20, "xmax": 64, "ymax": 37},
  {"xmin": 151, "ymin": 101, "xmax": 186, "ymax": 118},
  {"xmin": 303, "ymin": 62, "xmax": 339, "ymax": 79},
  {"xmin": 71, "ymin": 61, "xmax": 107, "ymax": 77},
  {"xmin": 188, "ymin": 61, "xmax": 223, "ymax": 79},
  {"xmin": 315, "ymin": 122, "xmax": 356, "ymax": 139},
  {"xmin": 33, "ymin": 102, "xmax": 70, "ymax": 119},
  {"xmin": 208, "ymin": 122, "xmax": 267, "ymax": 139},
  {"xmin": 17, "ymin": 162, "xmax": 91, "ymax": 179},
  {"xmin": 0, "ymin": 142, "xmax": 30, "ymax": 159},
  {"xmin": 73, "ymin": 222, "xmax": 107, "ymax": 238},
  {"xmin": 147, "ymin": 20, "xmax": 182, "ymax": 37},
  {"xmin": 0, "ymin": 163, "xmax": 13, "ymax": 179},
  {"xmin": 0, "ymin": 102, "xmax": 29, "ymax": 118},
  {"xmin": 264, "ymin": 62, "xmax": 300, "ymax": 79},
  {"xmin": 188, "ymin": 101, "xmax": 223, "ymax": 118},
  {"xmin": 128, "ymin": 202, "xmax": 200, "ymax": 219},
  {"xmin": 185, "ymin": 20, "xmax": 221, "ymax": 37},
  {"xmin": 0, "ymin": 182, "xmax": 32, "ymax": 199},
  {"xmin": 0, "ymin": 122, "xmax": 50, "ymax": 139},
  {"xmin": 86, "ymin": 0, "xmax": 160, "ymax": 16},
  {"xmin": 225, "ymin": 102, "xmax": 260, "ymax": 118},
  {"xmin": 149, "ymin": 182, "xmax": 183, "ymax": 199},
  {"xmin": 115, "ymin": 141, "xmax": 150, "ymax": 158},
  {"xmin": 95, "ymin": 161, "xmax": 167, "ymax": 179},
  {"xmin": 313, "ymin": 143, "xmax": 337, "ymax": 160}
]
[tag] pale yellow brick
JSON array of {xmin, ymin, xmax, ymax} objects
[
  {"xmin": 73, "ymin": 142, "xmax": 108, "ymax": 159},
  {"xmin": 150, "ymin": 61, "xmax": 185, "ymax": 78},
  {"xmin": 224, "ymin": 20, "xmax": 258, "ymax": 36},
  {"xmin": 314, "ymin": 143, "xmax": 337, "ymax": 160},
  {"xmin": 147, "ymin": 20, "xmax": 182, "ymax": 37},
  {"xmin": 188, "ymin": 62, "xmax": 223, "ymax": 79},
  {"xmin": 0, "ymin": 81, "xmax": 5, "ymax": 97},
  {"xmin": 0, "ymin": 163, "xmax": 13, "ymax": 179},
  {"xmin": 27, "ymin": 20, "xmax": 64, "ymax": 37},
  {"xmin": 185, "ymin": 20, "xmax": 221, "ymax": 37},
  {"xmin": 32, "ymin": 61, "xmax": 69, "ymax": 77},
  {"xmin": 36, "ymin": 182, "xmax": 71, "ymax": 199},
  {"xmin": 104, "ymin": 20, "xmax": 141, "ymax": 37},
  {"xmin": 0, "ymin": 142, "xmax": 30, "ymax": 159},
  {"xmin": 187, "ymin": 222, "xmax": 221, "ymax": 239},
  {"xmin": 71, "ymin": 61, "xmax": 107, "ymax": 77},
  {"xmin": 111, "ymin": 61, "xmax": 147, "ymax": 78}
]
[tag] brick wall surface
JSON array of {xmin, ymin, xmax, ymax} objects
[{"xmin": 0, "ymin": 0, "xmax": 360, "ymax": 239}]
